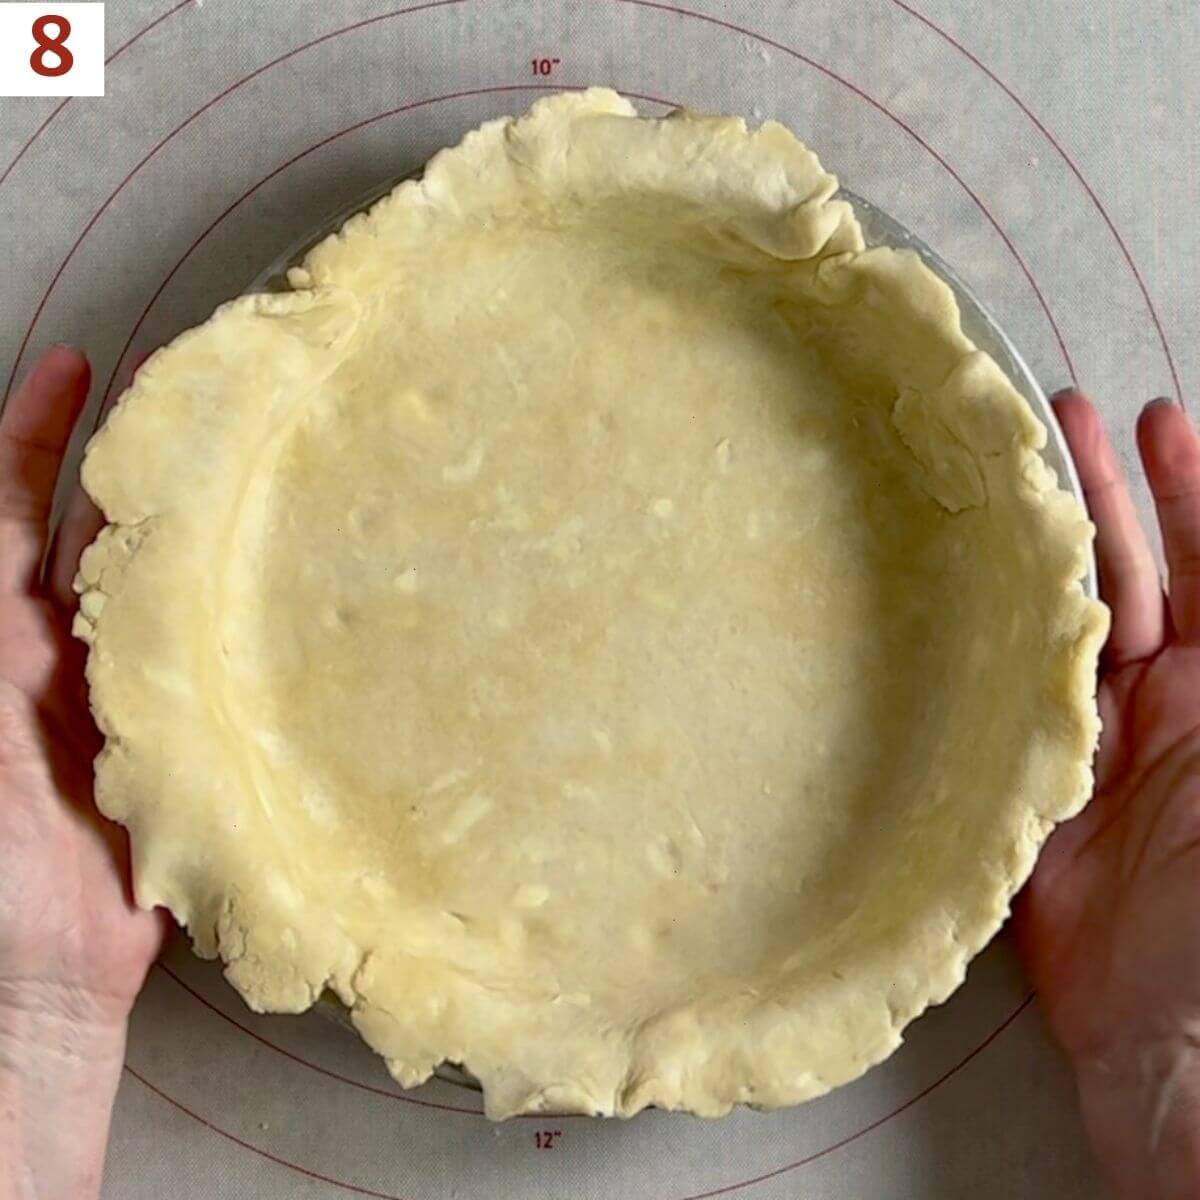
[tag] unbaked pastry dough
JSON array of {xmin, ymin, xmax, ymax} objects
[{"xmin": 75, "ymin": 89, "xmax": 1108, "ymax": 1119}]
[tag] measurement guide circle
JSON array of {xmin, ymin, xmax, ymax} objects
[
  {"xmin": 108, "ymin": 70, "xmax": 1047, "ymax": 1191},
  {"xmin": 136, "ymin": 952, "xmax": 1035, "ymax": 1200}
]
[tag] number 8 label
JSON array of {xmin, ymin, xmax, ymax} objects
[
  {"xmin": 30, "ymin": 14, "xmax": 74, "ymax": 78},
  {"xmin": 0, "ymin": 3, "xmax": 103, "ymax": 96}
]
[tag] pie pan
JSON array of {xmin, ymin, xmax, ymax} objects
[
  {"xmin": 75, "ymin": 89, "xmax": 1108, "ymax": 1119},
  {"xmin": 251, "ymin": 155, "xmax": 1100, "ymax": 1100}
]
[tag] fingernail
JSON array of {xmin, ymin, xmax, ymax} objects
[
  {"xmin": 1144, "ymin": 396, "xmax": 1175, "ymax": 411},
  {"xmin": 40, "ymin": 342, "xmax": 84, "ymax": 365},
  {"xmin": 1048, "ymin": 387, "xmax": 1079, "ymax": 404}
]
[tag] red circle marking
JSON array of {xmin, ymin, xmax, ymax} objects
[
  {"xmin": 156, "ymin": 961, "xmax": 488, "ymax": 1117},
  {"xmin": 126, "ymin": 1064, "xmax": 417, "ymax": 1200},
  {"xmin": 1, "ymin": 0, "xmax": 471, "ymax": 405},
  {"xmin": 0, "ymin": 0, "xmax": 196, "ymax": 190},
  {"xmin": 131, "ymin": 977, "xmax": 1033, "ymax": 1200},
  {"xmin": 885, "ymin": 0, "xmax": 1182, "ymax": 404},
  {"xmin": 678, "ymin": 997, "xmax": 1035, "ymax": 1200},
  {"xmin": 615, "ymin": 0, "xmax": 1077, "ymax": 385},
  {"xmin": 96, "ymin": 83, "xmax": 677, "ymax": 412}
]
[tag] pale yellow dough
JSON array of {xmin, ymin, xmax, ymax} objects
[{"xmin": 75, "ymin": 89, "xmax": 1108, "ymax": 1119}]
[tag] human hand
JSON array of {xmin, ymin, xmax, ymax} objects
[
  {"xmin": 0, "ymin": 347, "xmax": 166, "ymax": 1200},
  {"xmin": 1016, "ymin": 393, "xmax": 1200, "ymax": 1199}
]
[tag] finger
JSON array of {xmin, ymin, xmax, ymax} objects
[
  {"xmin": 1052, "ymin": 390, "xmax": 1164, "ymax": 665},
  {"xmin": 46, "ymin": 484, "xmax": 104, "ymax": 613},
  {"xmin": 0, "ymin": 595, "xmax": 92, "ymax": 742},
  {"xmin": 42, "ymin": 349, "xmax": 154, "ymax": 611},
  {"xmin": 0, "ymin": 347, "xmax": 91, "ymax": 593},
  {"xmin": 1138, "ymin": 398, "xmax": 1200, "ymax": 642}
]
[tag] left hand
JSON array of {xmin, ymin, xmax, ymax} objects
[
  {"xmin": 0, "ymin": 345, "xmax": 166, "ymax": 1022},
  {"xmin": 0, "ymin": 346, "xmax": 167, "ymax": 1200}
]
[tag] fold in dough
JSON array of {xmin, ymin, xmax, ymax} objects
[{"xmin": 76, "ymin": 89, "xmax": 1108, "ymax": 1119}]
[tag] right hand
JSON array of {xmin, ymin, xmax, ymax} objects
[{"xmin": 1016, "ymin": 394, "xmax": 1200, "ymax": 1200}]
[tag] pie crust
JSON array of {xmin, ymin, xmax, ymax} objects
[{"xmin": 75, "ymin": 89, "xmax": 1108, "ymax": 1119}]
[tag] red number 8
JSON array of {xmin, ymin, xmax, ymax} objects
[{"xmin": 30, "ymin": 14, "xmax": 74, "ymax": 78}]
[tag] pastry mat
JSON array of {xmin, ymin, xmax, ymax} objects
[{"xmin": 1, "ymin": 2, "xmax": 1195, "ymax": 1196}]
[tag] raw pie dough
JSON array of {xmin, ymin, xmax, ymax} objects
[{"xmin": 75, "ymin": 89, "xmax": 1108, "ymax": 1119}]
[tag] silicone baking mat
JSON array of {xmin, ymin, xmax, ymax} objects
[{"xmin": 2, "ymin": 2, "xmax": 1196, "ymax": 1196}]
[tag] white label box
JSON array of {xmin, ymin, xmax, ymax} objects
[{"xmin": 0, "ymin": 3, "xmax": 104, "ymax": 96}]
